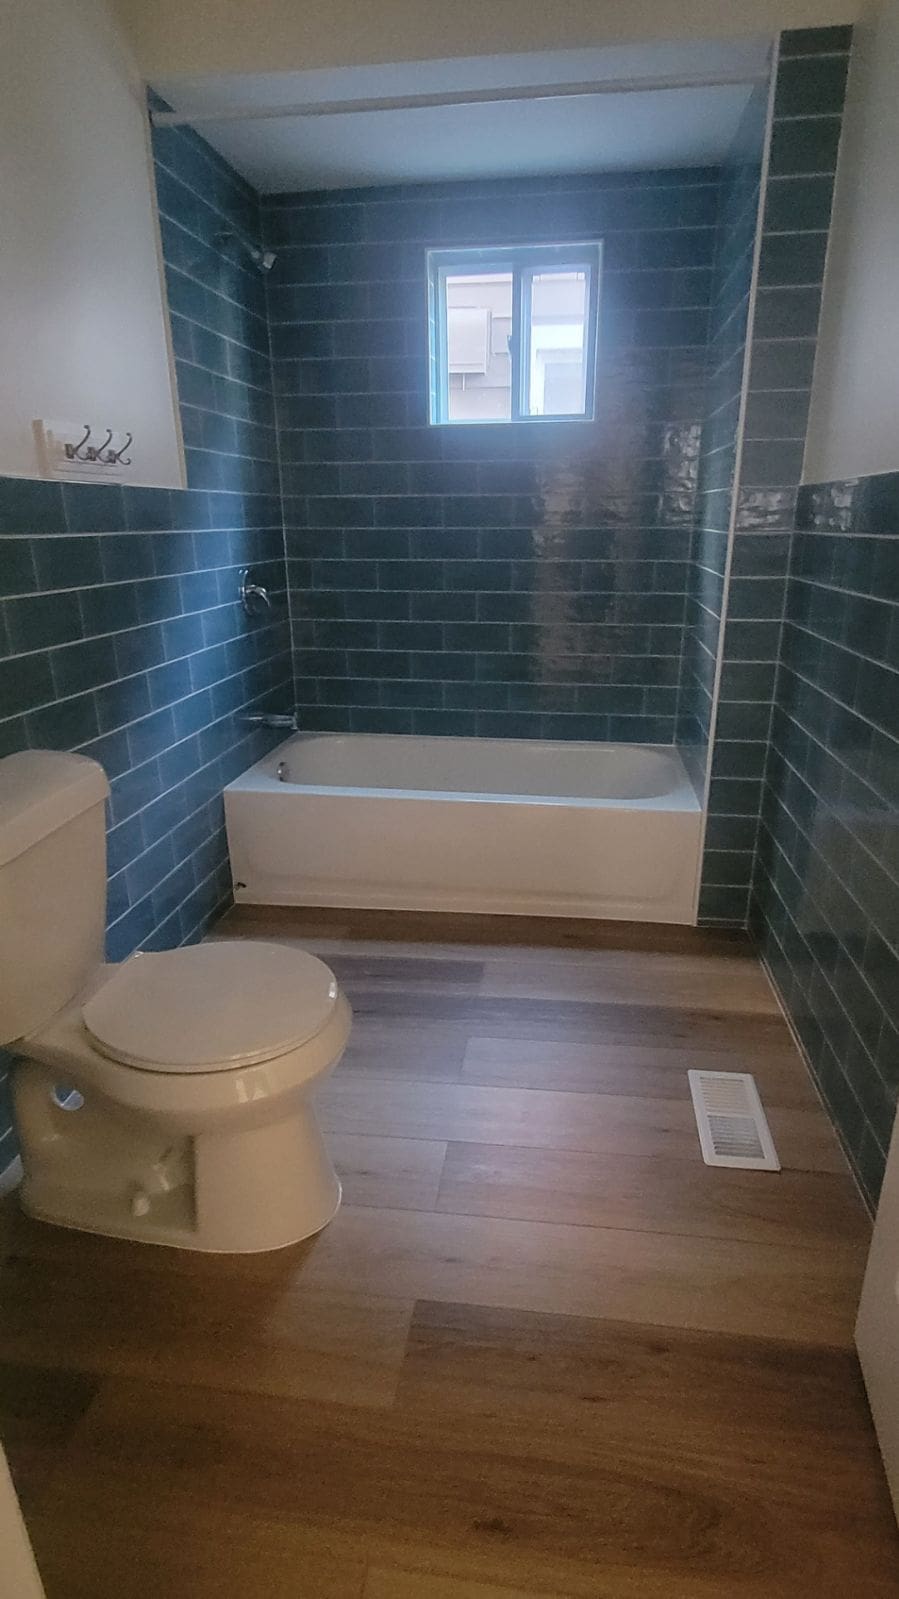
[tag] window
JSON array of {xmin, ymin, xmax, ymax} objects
[{"xmin": 427, "ymin": 243, "xmax": 601, "ymax": 425}]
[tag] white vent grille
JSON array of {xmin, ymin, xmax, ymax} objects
[{"xmin": 688, "ymin": 1071, "xmax": 781, "ymax": 1171}]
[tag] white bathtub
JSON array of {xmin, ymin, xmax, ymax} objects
[{"xmin": 224, "ymin": 734, "xmax": 703, "ymax": 923}]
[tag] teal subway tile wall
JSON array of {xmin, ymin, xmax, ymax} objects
[
  {"xmin": 677, "ymin": 85, "xmax": 768, "ymax": 790},
  {"xmin": 263, "ymin": 170, "xmax": 719, "ymax": 742},
  {"xmin": 705, "ymin": 26, "xmax": 899, "ymax": 1210},
  {"xmin": 699, "ymin": 27, "xmax": 852, "ymax": 925},
  {"xmin": 150, "ymin": 94, "xmax": 282, "ymax": 502},
  {"xmin": 751, "ymin": 470, "xmax": 899, "ymax": 1205}
]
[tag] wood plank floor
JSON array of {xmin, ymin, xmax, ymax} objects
[{"xmin": 1, "ymin": 907, "xmax": 897, "ymax": 1598}]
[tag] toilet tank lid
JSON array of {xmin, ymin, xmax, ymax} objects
[{"xmin": 0, "ymin": 751, "xmax": 109, "ymax": 866}]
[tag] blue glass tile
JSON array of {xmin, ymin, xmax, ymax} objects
[
  {"xmin": 0, "ymin": 651, "xmax": 55, "ymax": 716},
  {"xmin": 63, "ymin": 482, "xmax": 126, "ymax": 534},
  {"xmin": 51, "ymin": 636, "xmax": 117, "ymax": 698},
  {"xmin": 79, "ymin": 582, "xmax": 140, "ymax": 638},
  {"xmin": 27, "ymin": 691, "xmax": 99, "ymax": 749},
  {"xmin": 768, "ymin": 116, "xmax": 843, "ymax": 178},
  {"xmin": 6, "ymin": 590, "xmax": 83, "ymax": 651},
  {"xmin": 124, "ymin": 487, "xmax": 175, "ymax": 532},
  {"xmin": 95, "ymin": 674, "xmax": 154, "ymax": 735},
  {"xmin": 779, "ymin": 25, "xmax": 852, "ymax": 54},
  {"xmin": 774, "ymin": 53, "xmax": 849, "ymax": 117},
  {"xmin": 0, "ymin": 479, "xmax": 65, "ymax": 534},
  {"xmin": 101, "ymin": 533, "xmax": 156, "ymax": 583},
  {"xmin": 0, "ymin": 537, "xmax": 37, "ymax": 594}
]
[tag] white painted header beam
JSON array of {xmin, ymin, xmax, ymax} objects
[{"xmin": 151, "ymin": 68, "xmax": 769, "ymax": 128}]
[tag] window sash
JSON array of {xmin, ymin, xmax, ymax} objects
[{"xmin": 429, "ymin": 243, "xmax": 601, "ymax": 425}]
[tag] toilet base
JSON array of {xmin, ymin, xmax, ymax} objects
[
  {"xmin": 14, "ymin": 1060, "xmax": 343, "ymax": 1253},
  {"xmin": 19, "ymin": 1175, "xmax": 342, "ymax": 1254}
]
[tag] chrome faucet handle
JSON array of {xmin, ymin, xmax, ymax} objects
[{"xmin": 239, "ymin": 567, "xmax": 273, "ymax": 616}]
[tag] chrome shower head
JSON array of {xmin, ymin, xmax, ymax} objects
[
  {"xmin": 249, "ymin": 244, "xmax": 277, "ymax": 273},
  {"xmin": 215, "ymin": 230, "xmax": 277, "ymax": 274}
]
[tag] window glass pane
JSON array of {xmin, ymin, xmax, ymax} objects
[
  {"xmin": 525, "ymin": 269, "xmax": 589, "ymax": 417},
  {"xmin": 445, "ymin": 271, "xmax": 513, "ymax": 422}
]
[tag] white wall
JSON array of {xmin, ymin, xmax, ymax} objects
[
  {"xmin": 113, "ymin": 0, "xmax": 856, "ymax": 76},
  {"xmin": 0, "ymin": 0, "xmax": 184, "ymax": 486},
  {"xmin": 0, "ymin": 1443, "xmax": 45, "ymax": 1598},
  {"xmin": 804, "ymin": 0, "xmax": 899, "ymax": 481}
]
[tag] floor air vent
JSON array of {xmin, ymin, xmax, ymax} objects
[{"xmin": 687, "ymin": 1071, "xmax": 780, "ymax": 1171}]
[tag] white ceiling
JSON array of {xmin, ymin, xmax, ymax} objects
[{"xmin": 154, "ymin": 37, "xmax": 771, "ymax": 194}]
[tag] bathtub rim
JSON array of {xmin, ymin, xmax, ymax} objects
[{"xmin": 225, "ymin": 733, "xmax": 702, "ymax": 815}]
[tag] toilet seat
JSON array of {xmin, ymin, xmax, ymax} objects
[{"xmin": 81, "ymin": 941, "xmax": 340, "ymax": 1073}]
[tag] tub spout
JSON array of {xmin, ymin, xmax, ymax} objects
[{"xmin": 241, "ymin": 711, "xmax": 299, "ymax": 730}]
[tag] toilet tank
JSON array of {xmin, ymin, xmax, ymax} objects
[{"xmin": 0, "ymin": 751, "xmax": 110, "ymax": 1044}]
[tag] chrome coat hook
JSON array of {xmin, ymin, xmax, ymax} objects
[
  {"xmin": 65, "ymin": 423, "xmax": 92, "ymax": 462},
  {"xmin": 111, "ymin": 431, "xmax": 133, "ymax": 466}
]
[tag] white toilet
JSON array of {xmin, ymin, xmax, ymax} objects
[{"xmin": 0, "ymin": 749, "xmax": 351, "ymax": 1252}]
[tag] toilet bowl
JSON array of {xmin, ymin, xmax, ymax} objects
[{"xmin": 0, "ymin": 750, "xmax": 351, "ymax": 1252}]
